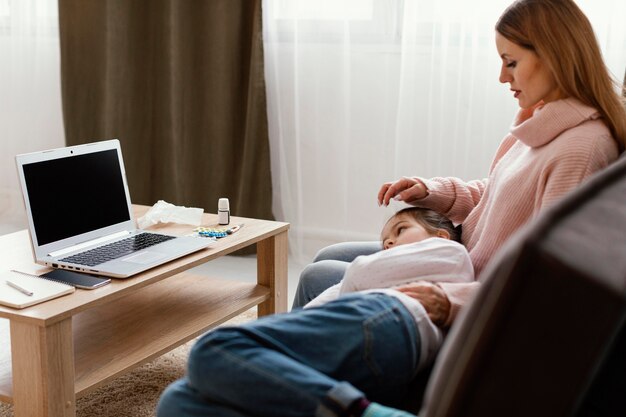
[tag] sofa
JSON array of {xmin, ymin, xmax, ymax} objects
[{"xmin": 414, "ymin": 153, "xmax": 626, "ymax": 416}]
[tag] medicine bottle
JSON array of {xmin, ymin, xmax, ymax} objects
[{"xmin": 218, "ymin": 198, "xmax": 230, "ymax": 225}]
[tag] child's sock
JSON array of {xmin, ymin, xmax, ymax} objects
[{"xmin": 360, "ymin": 402, "xmax": 416, "ymax": 417}]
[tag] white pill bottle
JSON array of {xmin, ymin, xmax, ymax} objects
[{"xmin": 218, "ymin": 198, "xmax": 230, "ymax": 225}]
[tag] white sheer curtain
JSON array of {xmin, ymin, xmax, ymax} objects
[
  {"xmin": 263, "ymin": 0, "xmax": 626, "ymax": 263},
  {"xmin": 0, "ymin": 0, "xmax": 64, "ymax": 234}
]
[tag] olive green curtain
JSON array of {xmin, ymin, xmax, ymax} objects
[{"xmin": 58, "ymin": 0, "xmax": 273, "ymax": 223}]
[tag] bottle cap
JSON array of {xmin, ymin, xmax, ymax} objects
[{"xmin": 218, "ymin": 198, "xmax": 230, "ymax": 211}]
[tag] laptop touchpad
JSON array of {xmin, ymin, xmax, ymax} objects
[{"xmin": 122, "ymin": 251, "xmax": 166, "ymax": 264}]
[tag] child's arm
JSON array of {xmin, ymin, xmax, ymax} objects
[{"xmin": 339, "ymin": 238, "xmax": 474, "ymax": 295}]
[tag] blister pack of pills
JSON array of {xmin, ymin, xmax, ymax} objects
[{"xmin": 195, "ymin": 227, "xmax": 229, "ymax": 238}]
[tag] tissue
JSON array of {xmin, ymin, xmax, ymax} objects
[{"xmin": 137, "ymin": 200, "xmax": 204, "ymax": 229}]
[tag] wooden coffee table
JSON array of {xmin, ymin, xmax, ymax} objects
[{"xmin": 0, "ymin": 205, "xmax": 289, "ymax": 417}]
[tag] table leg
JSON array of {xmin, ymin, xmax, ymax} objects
[
  {"xmin": 10, "ymin": 318, "xmax": 76, "ymax": 417},
  {"xmin": 257, "ymin": 230, "xmax": 288, "ymax": 316}
]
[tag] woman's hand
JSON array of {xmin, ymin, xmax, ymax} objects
[
  {"xmin": 377, "ymin": 177, "xmax": 428, "ymax": 206},
  {"xmin": 396, "ymin": 282, "xmax": 451, "ymax": 327}
]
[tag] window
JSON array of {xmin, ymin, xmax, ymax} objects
[
  {"xmin": 0, "ymin": 0, "xmax": 58, "ymax": 37},
  {"xmin": 265, "ymin": 0, "xmax": 404, "ymax": 44}
]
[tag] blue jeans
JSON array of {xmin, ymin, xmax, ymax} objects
[
  {"xmin": 157, "ymin": 293, "xmax": 420, "ymax": 417},
  {"xmin": 292, "ymin": 241, "xmax": 382, "ymax": 308}
]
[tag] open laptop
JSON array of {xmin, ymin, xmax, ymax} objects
[{"xmin": 15, "ymin": 139, "xmax": 212, "ymax": 278}]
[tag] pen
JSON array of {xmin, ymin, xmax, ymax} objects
[{"xmin": 6, "ymin": 280, "xmax": 34, "ymax": 296}]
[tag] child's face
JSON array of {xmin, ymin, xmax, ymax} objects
[{"xmin": 381, "ymin": 214, "xmax": 437, "ymax": 250}]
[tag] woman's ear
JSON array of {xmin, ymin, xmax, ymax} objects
[{"xmin": 436, "ymin": 229, "xmax": 451, "ymax": 240}]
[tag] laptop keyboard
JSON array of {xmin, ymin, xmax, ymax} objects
[{"xmin": 59, "ymin": 233, "xmax": 176, "ymax": 267}]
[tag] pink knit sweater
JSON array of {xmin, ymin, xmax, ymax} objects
[{"xmin": 416, "ymin": 98, "xmax": 619, "ymax": 326}]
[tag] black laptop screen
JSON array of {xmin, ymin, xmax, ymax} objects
[{"xmin": 22, "ymin": 149, "xmax": 131, "ymax": 246}]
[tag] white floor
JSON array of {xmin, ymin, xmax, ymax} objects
[
  {"xmin": 0, "ymin": 220, "xmax": 26, "ymax": 237},
  {"xmin": 190, "ymin": 254, "xmax": 306, "ymax": 310}
]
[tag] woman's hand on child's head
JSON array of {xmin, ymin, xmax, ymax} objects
[
  {"xmin": 396, "ymin": 281, "xmax": 451, "ymax": 327},
  {"xmin": 378, "ymin": 177, "xmax": 428, "ymax": 206}
]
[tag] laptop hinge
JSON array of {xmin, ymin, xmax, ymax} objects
[{"xmin": 48, "ymin": 230, "xmax": 131, "ymax": 258}]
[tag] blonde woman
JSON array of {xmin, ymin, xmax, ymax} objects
[
  {"xmin": 295, "ymin": 0, "xmax": 626, "ymax": 332},
  {"xmin": 159, "ymin": 2, "xmax": 625, "ymax": 417}
]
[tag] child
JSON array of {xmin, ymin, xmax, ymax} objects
[
  {"xmin": 305, "ymin": 207, "xmax": 474, "ymax": 375},
  {"xmin": 305, "ymin": 207, "xmax": 474, "ymax": 310}
]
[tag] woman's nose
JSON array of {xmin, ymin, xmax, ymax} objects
[{"xmin": 499, "ymin": 67, "xmax": 511, "ymax": 84}]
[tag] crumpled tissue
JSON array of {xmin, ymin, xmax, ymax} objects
[{"xmin": 137, "ymin": 200, "xmax": 204, "ymax": 229}]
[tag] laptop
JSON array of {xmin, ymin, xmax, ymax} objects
[{"xmin": 15, "ymin": 139, "xmax": 212, "ymax": 278}]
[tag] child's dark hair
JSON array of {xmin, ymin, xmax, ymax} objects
[{"xmin": 392, "ymin": 207, "xmax": 461, "ymax": 242}]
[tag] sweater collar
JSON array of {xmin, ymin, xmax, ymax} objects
[{"xmin": 510, "ymin": 98, "xmax": 601, "ymax": 148}]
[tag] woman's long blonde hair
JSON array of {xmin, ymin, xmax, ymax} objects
[{"xmin": 496, "ymin": 0, "xmax": 626, "ymax": 151}]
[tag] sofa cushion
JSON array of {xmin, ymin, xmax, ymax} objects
[{"xmin": 419, "ymin": 154, "xmax": 626, "ymax": 417}]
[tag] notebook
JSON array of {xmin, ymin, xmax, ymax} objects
[
  {"xmin": 14, "ymin": 139, "xmax": 212, "ymax": 278},
  {"xmin": 0, "ymin": 270, "xmax": 75, "ymax": 309}
]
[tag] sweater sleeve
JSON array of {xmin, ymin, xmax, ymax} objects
[
  {"xmin": 537, "ymin": 134, "xmax": 618, "ymax": 210},
  {"xmin": 412, "ymin": 136, "xmax": 517, "ymax": 224},
  {"xmin": 416, "ymin": 177, "xmax": 487, "ymax": 224},
  {"xmin": 438, "ymin": 281, "xmax": 481, "ymax": 327}
]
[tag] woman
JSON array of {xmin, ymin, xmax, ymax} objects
[
  {"xmin": 294, "ymin": 0, "xmax": 626, "ymax": 327},
  {"xmin": 157, "ymin": 1, "xmax": 625, "ymax": 416}
]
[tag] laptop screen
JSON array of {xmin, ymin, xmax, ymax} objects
[{"xmin": 22, "ymin": 149, "xmax": 131, "ymax": 245}]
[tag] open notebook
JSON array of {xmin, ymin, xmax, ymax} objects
[{"xmin": 0, "ymin": 270, "xmax": 75, "ymax": 309}]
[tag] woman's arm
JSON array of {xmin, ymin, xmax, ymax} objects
[
  {"xmin": 379, "ymin": 137, "xmax": 517, "ymax": 224},
  {"xmin": 416, "ymin": 177, "xmax": 487, "ymax": 224},
  {"xmin": 378, "ymin": 175, "xmax": 487, "ymax": 225},
  {"xmin": 397, "ymin": 281, "xmax": 481, "ymax": 327}
]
